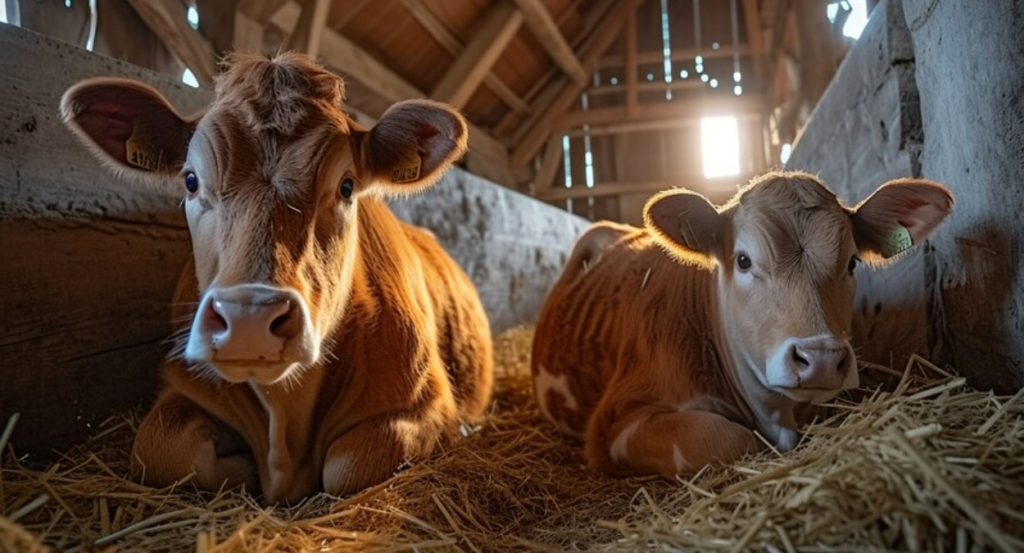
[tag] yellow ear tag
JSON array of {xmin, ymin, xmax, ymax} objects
[
  {"xmin": 881, "ymin": 225, "xmax": 913, "ymax": 258},
  {"xmin": 125, "ymin": 120, "xmax": 160, "ymax": 171},
  {"xmin": 391, "ymin": 147, "xmax": 422, "ymax": 184}
]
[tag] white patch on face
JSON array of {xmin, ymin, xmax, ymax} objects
[
  {"xmin": 609, "ymin": 419, "xmax": 641, "ymax": 464},
  {"xmin": 534, "ymin": 364, "xmax": 579, "ymax": 421},
  {"xmin": 672, "ymin": 444, "xmax": 687, "ymax": 474}
]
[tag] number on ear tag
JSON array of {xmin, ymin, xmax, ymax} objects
[
  {"xmin": 125, "ymin": 120, "xmax": 160, "ymax": 171},
  {"xmin": 881, "ymin": 225, "xmax": 914, "ymax": 258},
  {"xmin": 391, "ymin": 148, "xmax": 422, "ymax": 184}
]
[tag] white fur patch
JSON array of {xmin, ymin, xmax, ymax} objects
[
  {"xmin": 609, "ymin": 420, "xmax": 641, "ymax": 463},
  {"xmin": 534, "ymin": 364, "xmax": 579, "ymax": 418},
  {"xmin": 672, "ymin": 444, "xmax": 687, "ymax": 474}
]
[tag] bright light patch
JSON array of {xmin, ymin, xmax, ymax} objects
[
  {"xmin": 679, "ymin": 69, "xmax": 688, "ymax": 79},
  {"xmin": 842, "ymin": 0, "xmax": 868, "ymax": 39},
  {"xmin": 186, "ymin": 5, "xmax": 199, "ymax": 30},
  {"xmin": 700, "ymin": 73, "xmax": 709, "ymax": 83},
  {"xmin": 182, "ymin": 68, "xmax": 199, "ymax": 88},
  {"xmin": 712, "ymin": 41, "xmax": 720, "ymax": 50},
  {"xmin": 701, "ymin": 117, "xmax": 741, "ymax": 179},
  {"xmin": 733, "ymin": 85, "xmax": 743, "ymax": 96},
  {"xmin": 709, "ymin": 78, "xmax": 719, "ymax": 88},
  {"xmin": 64, "ymin": 0, "xmax": 72, "ymax": 8},
  {"xmin": 827, "ymin": 3, "xmax": 839, "ymax": 22},
  {"xmin": 780, "ymin": 142, "xmax": 793, "ymax": 164},
  {"xmin": 0, "ymin": 2, "xmax": 7, "ymax": 23},
  {"xmin": 733, "ymin": 71, "xmax": 741, "ymax": 82},
  {"xmin": 646, "ymin": 73, "xmax": 654, "ymax": 81},
  {"xmin": 610, "ymin": 77, "xmax": 619, "ymax": 85},
  {"xmin": 561, "ymin": 135, "xmax": 572, "ymax": 188}
]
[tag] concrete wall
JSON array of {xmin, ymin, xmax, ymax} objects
[
  {"xmin": 0, "ymin": 23, "xmax": 587, "ymax": 457},
  {"xmin": 787, "ymin": 0, "xmax": 1024, "ymax": 391}
]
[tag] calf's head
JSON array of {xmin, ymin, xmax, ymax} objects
[
  {"xmin": 645, "ymin": 172, "xmax": 952, "ymax": 402},
  {"xmin": 61, "ymin": 53, "xmax": 467, "ymax": 385}
]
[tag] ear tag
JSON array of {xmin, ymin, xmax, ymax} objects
[
  {"xmin": 881, "ymin": 225, "xmax": 913, "ymax": 258},
  {"xmin": 391, "ymin": 146, "xmax": 422, "ymax": 184},
  {"xmin": 125, "ymin": 120, "xmax": 160, "ymax": 171}
]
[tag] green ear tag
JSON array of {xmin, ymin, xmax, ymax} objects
[{"xmin": 881, "ymin": 225, "xmax": 913, "ymax": 258}]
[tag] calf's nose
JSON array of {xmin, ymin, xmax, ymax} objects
[
  {"xmin": 786, "ymin": 337, "xmax": 852, "ymax": 390},
  {"xmin": 197, "ymin": 286, "xmax": 303, "ymax": 361}
]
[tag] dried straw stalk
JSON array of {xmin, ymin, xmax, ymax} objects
[{"xmin": 2, "ymin": 329, "xmax": 1022, "ymax": 552}]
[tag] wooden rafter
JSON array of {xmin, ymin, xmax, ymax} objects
[
  {"xmin": 624, "ymin": 8, "xmax": 638, "ymax": 116},
  {"xmin": 400, "ymin": 0, "xmax": 530, "ymax": 114},
  {"xmin": 510, "ymin": 0, "xmax": 644, "ymax": 170},
  {"xmin": 513, "ymin": 0, "xmax": 588, "ymax": 86},
  {"xmin": 742, "ymin": 0, "xmax": 766, "ymax": 81},
  {"xmin": 269, "ymin": 2, "xmax": 509, "ymax": 167},
  {"xmin": 598, "ymin": 44, "xmax": 753, "ymax": 70},
  {"xmin": 554, "ymin": 95, "xmax": 764, "ymax": 131},
  {"xmin": 238, "ymin": 0, "xmax": 290, "ymax": 23},
  {"xmin": 232, "ymin": 11, "xmax": 263, "ymax": 53},
  {"xmin": 430, "ymin": 0, "xmax": 523, "ymax": 109},
  {"xmin": 539, "ymin": 175, "xmax": 756, "ymax": 200},
  {"xmin": 127, "ymin": 0, "xmax": 218, "ymax": 85},
  {"xmin": 286, "ymin": 0, "xmax": 330, "ymax": 58}
]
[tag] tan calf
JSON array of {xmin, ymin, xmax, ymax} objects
[
  {"xmin": 61, "ymin": 53, "xmax": 493, "ymax": 502},
  {"xmin": 532, "ymin": 172, "xmax": 952, "ymax": 477}
]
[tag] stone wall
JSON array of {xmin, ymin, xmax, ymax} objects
[{"xmin": 786, "ymin": 0, "xmax": 1024, "ymax": 391}]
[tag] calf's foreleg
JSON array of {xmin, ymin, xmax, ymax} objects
[
  {"xmin": 132, "ymin": 390, "xmax": 257, "ymax": 491},
  {"xmin": 586, "ymin": 404, "xmax": 760, "ymax": 477}
]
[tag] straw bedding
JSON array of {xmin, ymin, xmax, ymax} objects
[{"xmin": 2, "ymin": 327, "xmax": 1023, "ymax": 552}]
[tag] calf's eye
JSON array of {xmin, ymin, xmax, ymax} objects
[
  {"xmin": 847, "ymin": 255, "xmax": 860, "ymax": 275},
  {"xmin": 184, "ymin": 171, "xmax": 199, "ymax": 193},
  {"xmin": 736, "ymin": 253, "xmax": 752, "ymax": 272},
  {"xmin": 339, "ymin": 177, "xmax": 355, "ymax": 199}
]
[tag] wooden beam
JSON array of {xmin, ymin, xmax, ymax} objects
[
  {"xmin": 563, "ymin": 112, "xmax": 759, "ymax": 138},
  {"xmin": 238, "ymin": 0, "xmax": 290, "ymax": 23},
  {"xmin": 270, "ymin": 3, "xmax": 510, "ymax": 171},
  {"xmin": 513, "ymin": 0, "xmax": 589, "ymax": 85},
  {"xmin": 232, "ymin": 11, "xmax": 263, "ymax": 53},
  {"xmin": 127, "ymin": 0, "xmax": 218, "ymax": 85},
  {"xmin": 430, "ymin": 0, "xmax": 523, "ymax": 109},
  {"xmin": 286, "ymin": 0, "xmax": 330, "ymax": 58},
  {"xmin": 554, "ymin": 95, "xmax": 764, "ymax": 131},
  {"xmin": 327, "ymin": 0, "xmax": 372, "ymax": 29},
  {"xmin": 598, "ymin": 44, "xmax": 753, "ymax": 70},
  {"xmin": 539, "ymin": 175, "xmax": 755, "ymax": 201},
  {"xmin": 624, "ymin": 9, "xmax": 638, "ymax": 116},
  {"xmin": 588, "ymin": 79, "xmax": 704, "ymax": 98},
  {"xmin": 534, "ymin": 135, "xmax": 564, "ymax": 193},
  {"xmin": 510, "ymin": 0, "xmax": 642, "ymax": 169},
  {"xmin": 742, "ymin": 0, "xmax": 766, "ymax": 81},
  {"xmin": 401, "ymin": 0, "xmax": 530, "ymax": 114}
]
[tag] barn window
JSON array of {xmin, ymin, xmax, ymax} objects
[
  {"xmin": 186, "ymin": 5, "xmax": 200, "ymax": 30},
  {"xmin": 181, "ymin": 68, "xmax": 199, "ymax": 88},
  {"xmin": 827, "ymin": 0, "xmax": 869, "ymax": 39},
  {"xmin": 780, "ymin": 142, "xmax": 793, "ymax": 164},
  {"xmin": 700, "ymin": 116, "xmax": 740, "ymax": 178},
  {"xmin": 0, "ymin": 2, "xmax": 6, "ymax": 23}
]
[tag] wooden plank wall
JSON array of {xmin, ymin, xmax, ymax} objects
[{"xmin": 0, "ymin": 24, "xmax": 209, "ymax": 457}]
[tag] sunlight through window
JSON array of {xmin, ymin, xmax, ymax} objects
[
  {"xmin": 182, "ymin": 68, "xmax": 199, "ymax": 88},
  {"xmin": 701, "ymin": 116, "xmax": 740, "ymax": 179},
  {"xmin": 186, "ymin": 5, "xmax": 200, "ymax": 30}
]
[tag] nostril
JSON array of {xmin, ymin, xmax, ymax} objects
[
  {"xmin": 268, "ymin": 301, "xmax": 298, "ymax": 338},
  {"xmin": 791, "ymin": 347, "xmax": 810, "ymax": 367},
  {"xmin": 206, "ymin": 300, "xmax": 229, "ymax": 333}
]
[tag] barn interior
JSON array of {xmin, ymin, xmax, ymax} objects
[{"xmin": 1, "ymin": 0, "xmax": 1023, "ymax": 551}]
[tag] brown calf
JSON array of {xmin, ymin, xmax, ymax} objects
[
  {"xmin": 61, "ymin": 53, "xmax": 493, "ymax": 503},
  {"xmin": 532, "ymin": 172, "xmax": 952, "ymax": 477}
]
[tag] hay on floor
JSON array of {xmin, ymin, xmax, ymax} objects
[{"xmin": 1, "ymin": 327, "xmax": 1023, "ymax": 552}]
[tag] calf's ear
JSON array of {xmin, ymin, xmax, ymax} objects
[
  {"xmin": 851, "ymin": 178, "xmax": 954, "ymax": 264},
  {"xmin": 644, "ymin": 189, "xmax": 725, "ymax": 268},
  {"xmin": 359, "ymin": 99, "xmax": 468, "ymax": 194},
  {"xmin": 61, "ymin": 78, "xmax": 195, "ymax": 181}
]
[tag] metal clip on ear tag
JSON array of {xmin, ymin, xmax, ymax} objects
[
  {"xmin": 881, "ymin": 225, "xmax": 913, "ymax": 259},
  {"xmin": 126, "ymin": 119, "xmax": 160, "ymax": 171}
]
